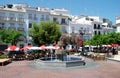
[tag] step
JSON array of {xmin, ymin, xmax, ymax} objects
[
  {"xmin": 114, "ymin": 55, "xmax": 120, "ymax": 58},
  {"xmin": 118, "ymin": 51, "xmax": 120, "ymax": 55}
]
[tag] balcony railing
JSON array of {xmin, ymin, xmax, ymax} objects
[
  {"xmin": 0, "ymin": 26, "xmax": 6, "ymax": 29},
  {"xmin": 17, "ymin": 27, "xmax": 24, "ymax": 31},
  {"xmin": 0, "ymin": 17, "xmax": 7, "ymax": 21},
  {"xmin": 8, "ymin": 18, "xmax": 16, "ymax": 22},
  {"xmin": 8, "ymin": 26, "xmax": 16, "ymax": 30},
  {"xmin": 40, "ymin": 18, "xmax": 45, "ymax": 21},
  {"xmin": 17, "ymin": 19, "xmax": 25, "ymax": 22},
  {"xmin": 94, "ymin": 27, "xmax": 102, "ymax": 29},
  {"xmin": 33, "ymin": 17, "xmax": 37, "ymax": 20},
  {"xmin": 60, "ymin": 22, "xmax": 68, "ymax": 25}
]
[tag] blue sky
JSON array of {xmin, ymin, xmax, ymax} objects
[{"xmin": 0, "ymin": 0, "xmax": 120, "ymax": 24}]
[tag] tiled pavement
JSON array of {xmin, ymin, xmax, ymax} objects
[{"xmin": 0, "ymin": 58, "xmax": 120, "ymax": 78}]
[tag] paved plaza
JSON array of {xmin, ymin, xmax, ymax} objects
[{"xmin": 0, "ymin": 57, "xmax": 120, "ymax": 78}]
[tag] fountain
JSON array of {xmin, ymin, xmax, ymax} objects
[
  {"xmin": 35, "ymin": 52, "xmax": 85, "ymax": 67},
  {"xmin": 31, "ymin": 55, "xmax": 98, "ymax": 70},
  {"xmin": 33, "ymin": 43, "xmax": 85, "ymax": 68},
  {"xmin": 30, "ymin": 48, "xmax": 99, "ymax": 70},
  {"xmin": 30, "ymin": 38, "xmax": 97, "ymax": 70}
]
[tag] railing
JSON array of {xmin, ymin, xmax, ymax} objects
[
  {"xmin": 40, "ymin": 18, "xmax": 44, "ymax": 21},
  {"xmin": 17, "ymin": 27, "xmax": 24, "ymax": 31},
  {"xmin": 0, "ymin": 17, "xmax": 7, "ymax": 21},
  {"xmin": 94, "ymin": 27, "xmax": 102, "ymax": 29},
  {"xmin": 17, "ymin": 19, "xmax": 25, "ymax": 22},
  {"xmin": 61, "ymin": 22, "xmax": 68, "ymax": 25},
  {"xmin": 0, "ymin": 26, "xmax": 5, "ymax": 29},
  {"xmin": 33, "ymin": 17, "xmax": 37, "ymax": 20},
  {"xmin": 8, "ymin": 27, "xmax": 16, "ymax": 30},
  {"xmin": 8, "ymin": 18, "xmax": 16, "ymax": 22}
]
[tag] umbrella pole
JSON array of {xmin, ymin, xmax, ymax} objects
[{"xmin": 50, "ymin": 49, "xmax": 53, "ymax": 61}]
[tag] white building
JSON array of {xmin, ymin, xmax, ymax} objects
[
  {"xmin": 0, "ymin": 4, "xmax": 70, "ymax": 46},
  {"xmin": 0, "ymin": 4, "xmax": 115, "ymax": 45},
  {"xmin": 102, "ymin": 18, "xmax": 114, "ymax": 34},
  {"xmin": 69, "ymin": 15, "xmax": 102, "ymax": 40},
  {"xmin": 68, "ymin": 15, "xmax": 114, "ymax": 40},
  {"xmin": 116, "ymin": 16, "xmax": 120, "ymax": 33}
]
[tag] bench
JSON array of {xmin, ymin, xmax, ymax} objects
[{"xmin": 0, "ymin": 59, "xmax": 12, "ymax": 66}]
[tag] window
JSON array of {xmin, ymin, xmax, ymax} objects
[
  {"xmin": 0, "ymin": 22, "xmax": 5, "ymax": 29},
  {"xmin": 86, "ymin": 17, "xmax": 89, "ymax": 20},
  {"xmin": 102, "ymin": 25, "xmax": 105, "ymax": 27},
  {"xmin": 18, "ymin": 14, "xmax": 24, "ymax": 19},
  {"xmin": 18, "ymin": 14, "xmax": 24, "ymax": 21},
  {"xmin": 53, "ymin": 18, "xmax": 58, "ymax": 23},
  {"xmin": 41, "ymin": 15, "xmax": 44, "ymax": 21},
  {"xmin": 46, "ymin": 15, "xmax": 49, "ymax": 21},
  {"xmin": 61, "ymin": 18, "xmax": 66, "ymax": 24},
  {"xmin": 72, "ymin": 27, "xmax": 75, "ymax": 33},
  {"xmin": 79, "ymin": 30, "xmax": 83, "ymax": 35},
  {"xmin": 103, "ymin": 18, "xmax": 107, "ymax": 23},
  {"xmin": 87, "ymin": 27, "xmax": 89, "ymax": 30},
  {"xmin": 94, "ymin": 31, "xmax": 97, "ymax": 35},
  {"xmin": 34, "ymin": 14, "xmax": 37, "ymax": 20},
  {"xmin": 9, "ymin": 23, "xmax": 15, "ymax": 30},
  {"xmin": 18, "ymin": 23, "xmax": 24, "ymax": 31},
  {"xmin": 29, "ymin": 23, "xmax": 32, "ymax": 28},
  {"xmin": 94, "ymin": 24, "xmax": 96, "ymax": 29},
  {"xmin": 98, "ymin": 31, "xmax": 101, "ymax": 35},
  {"xmin": 28, "ymin": 14, "xmax": 32, "ymax": 19},
  {"xmin": 90, "ymin": 19, "xmax": 94, "ymax": 21},
  {"xmin": 80, "ymin": 27, "xmax": 83, "ymax": 30},
  {"xmin": 61, "ymin": 27, "xmax": 67, "ymax": 33},
  {"xmin": 9, "ymin": 13, "xmax": 15, "ymax": 20},
  {"xmin": 18, "ymin": 23, "xmax": 23, "ymax": 27},
  {"xmin": 53, "ymin": 18, "xmax": 57, "ymax": 22},
  {"xmin": 9, "ymin": 13, "xmax": 14, "ymax": 17},
  {"xmin": 98, "ymin": 24, "xmax": 100, "ymax": 29},
  {"xmin": 0, "ymin": 12, "xmax": 5, "ymax": 18},
  {"xmin": 10, "ymin": 23, "xmax": 15, "ymax": 27}
]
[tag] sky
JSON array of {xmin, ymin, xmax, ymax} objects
[{"xmin": 0, "ymin": 0, "xmax": 120, "ymax": 24}]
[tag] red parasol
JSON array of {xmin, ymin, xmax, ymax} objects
[
  {"xmin": 40, "ymin": 45, "xmax": 46, "ymax": 50},
  {"xmin": 54, "ymin": 45, "xmax": 60, "ymax": 49},
  {"xmin": 5, "ymin": 45, "xmax": 20, "ymax": 51},
  {"xmin": 112, "ymin": 44, "xmax": 119, "ymax": 48},
  {"xmin": 20, "ymin": 45, "xmax": 32, "ymax": 51}
]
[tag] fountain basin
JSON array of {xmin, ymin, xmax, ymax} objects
[{"xmin": 37, "ymin": 57, "xmax": 85, "ymax": 67}]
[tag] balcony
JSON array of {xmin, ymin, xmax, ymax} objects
[
  {"xmin": 60, "ymin": 22, "xmax": 68, "ymax": 25},
  {"xmin": 8, "ymin": 26, "xmax": 16, "ymax": 30},
  {"xmin": 40, "ymin": 18, "xmax": 45, "ymax": 21},
  {"xmin": 0, "ymin": 26, "xmax": 6, "ymax": 29},
  {"xmin": 17, "ymin": 27, "xmax": 25, "ymax": 31},
  {"xmin": 97, "ymin": 27, "xmax": 102, "ymax": 29},
  {"xmin": 94, "ymin": 27, "xmax": 102, "ymax": 30},
  {"xmin": 8, "ymin": 18, "xmax": 16, "ymax": 22},
  {"xmin": 85, "ymin": 32, "xmax": 92, "ymax": 35},
  {"xmin": 17, "ymin": 19, "xmax": 25, "ymax": 22},
  {"xmin": 33, "ymin": 17, "xmax": 38, "ymax": 21},
  {"xmin": 0, "ymin": 17, "xmax": 7, "ymax": 21}
]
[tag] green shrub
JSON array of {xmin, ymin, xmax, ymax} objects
[{"xmin": 0, "ymin": 55, "xmax": 7, "ymax": 59}]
